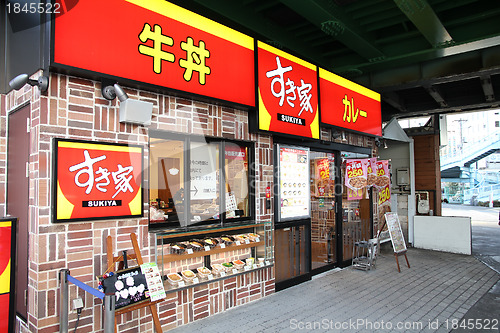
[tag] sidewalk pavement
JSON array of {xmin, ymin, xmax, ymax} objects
[{"xmin": 168, "ymin": 247, "xmax": 499, "ymax": 333}]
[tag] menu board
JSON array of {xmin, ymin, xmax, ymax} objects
[
  {"xmin": 100, "ymin": 266, "xmax": 150, "ymax": 310},
  {"xmin": 278, "ymin": 146, "xmax": 310, "ymax": 221},
  {"xmin": 384, "ymin": 212, "xmax": 407, "ymax": 253},
  {"xmin": 141, "ymin": 263, "xmax": 166, "ymax": 302}
]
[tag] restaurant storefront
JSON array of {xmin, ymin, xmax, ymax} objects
[{"xmin": 1, "ymin": 1, "xmax": 388, "ymax": 332}]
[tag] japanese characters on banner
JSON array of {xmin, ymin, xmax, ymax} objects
[
  {"xmin": 0, "ymin": 218, "xmax": 16, "ymax": 333},
  {"xmin": 279, "ymin": 146, "xmax": 310, "ymax": 221},
  {"xmin": 313, "ymin": 156, "xmax": 335, "ymax": 197},
  {"xmin": 53, "ymin": 0, "xmax": 255, "ymax": 106},
  {"xmin": 344, "ymin": 158, "xmax": 391, "ymax": 202},
  {"xmin": 374, "ymin": 160, "xmax": 391, "ymax": 206},
  {"xmin": 53, "ymin": 139, "xmax": 143, "ymax": 223},
  {"xmin": 257, "ymin": 41, "xmax": 320, "ymax": 139},
  {"xmin": 366, "ymin": 158, "xmax": 377, "ymax": 187},
  {"xmin": 344, "ymin": 159, "xmax": 368, "ymax": 200},
  {"xmin": 319, "ymin": 68, "xmax": 382, "ymax": 136}
]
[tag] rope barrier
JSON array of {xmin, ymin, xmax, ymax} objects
[{"xmin": 67, "ymin": 275, "xmax": 104, "ymax": 300}]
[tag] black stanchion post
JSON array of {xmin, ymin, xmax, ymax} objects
[
  {"xmin": 103, "ymin": 293, "xmax": 115, "ymax": 333},
  {"xmin": 59, "ymin": 269, "xmax": 70, "ymax": 333}
]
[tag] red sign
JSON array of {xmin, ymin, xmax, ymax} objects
[
  {"xmin": 0, "ymin": 218, "xmax": 16, "ymax": 333},
  {"xmin": 225, "ymin": 146, "xmax": 247, "ymax": 160},
  {"xmin": 53, "ymin": 139, "xmax": 143, "ymax": 222},
  {"xmin": 53, "ymin": 0, "xmax": 255, "ymax": 107},
  {"xmin": 257, "ymin": 42, "xmax": 319, "ymax": 139},
  {"xmin": 319, "ymin": 68, "xmax": 382, "ymax": 136},
  {"xmin": 317, "ymin": 158, "xmax": 330, "ymax": 179}
]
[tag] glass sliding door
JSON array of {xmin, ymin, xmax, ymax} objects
[
  {"xmin": 341, "ymin": 152, "xmax": 372, "ymax": 262},
  {"xmin": 310, "ymin": 151, "xmax": 336, "ymax": 269}
]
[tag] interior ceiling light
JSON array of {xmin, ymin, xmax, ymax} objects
[{"xmin": 9, "ymin": 73, "xmax": 49, "ymax": 92}]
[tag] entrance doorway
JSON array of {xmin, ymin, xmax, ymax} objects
[
  {"xmin": 310, "ymin": 152, "xmax": 336, "ymax": 270},
  {"xmin": 7, "ymin": 104, "xmax": 30, "ymax": 320}
]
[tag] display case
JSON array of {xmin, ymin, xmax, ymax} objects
[{"xmin": 154, "ymin": 222, "xmax": 273, "ymax": 291}]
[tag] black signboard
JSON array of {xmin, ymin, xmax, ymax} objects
[{"xmin": 100, "ymin": 266, "xmax": 149, "ymax": 310}]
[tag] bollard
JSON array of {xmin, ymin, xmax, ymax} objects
[
  {"xmin": 103, "ymin": 293, "xmax": 115, "ymax": 333},
  {"xmin": 59, "ymin": 269, "xmax": 70, "ymax": 333}
]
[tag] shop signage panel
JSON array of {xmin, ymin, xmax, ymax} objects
[
  {"xmin": 0, "ymin": 218, "xmax": 16, "ymax": 333},
  {"xmin": 278, "ymin": 146, "xmax": 310, "ymax": 221},
  {"xmin": 99, "ymin": 266, "xmax": 150, "ymax": 310},
  {"xmin": 384, "ymin": 212, "xmax": 407, "ymax": 253},
  {"xmin": 53, "ymin": 0, "xmax": 255, "ymax": 107},
  {"xmin": 319, "ymin": 68, "xmax": 382, "ymax": 136},
  {"xmin": 53, "ymin": 139, "xmax": 144, "ymax": 223},
  {"xmin": 257, "ymin": 42, "xmax": 320, "ymax": 139}
]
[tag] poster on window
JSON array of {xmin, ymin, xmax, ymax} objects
[
  {"xmin": 375, "ymin": 160, "xmax": 391, "ymax": 205},
  {"xmin": 345, "ymin": 159, "xmax": 367, "ymax": 200},
  {"xmin": 53, "ymin": 139, "xmax": 144, "ymax": 223},
  {"xmin": 190, "ymin": 143, "xmax": 218, "ymax": 200},
  {"xmin": 278, "ymin": 146, "xmax": 310, "ymax": 221}
]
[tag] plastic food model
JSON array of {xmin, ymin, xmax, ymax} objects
[
  {"xmin": 167, "ymin": 273, "xmax": 182, "ymax": 285},
  {"xmin": 232, "ymin": 260, "xmax": 245, "ymax": 269},
  {"xmin": 181, "ymin": 270, "xmax": 196, "ymax": 281}
]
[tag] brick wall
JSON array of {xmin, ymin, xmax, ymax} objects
[
  {"xmin": 0, "ymin": 72, "xmax": 275, "ymax": 333},
  {"xmin": 1, "ymin": 71, "xmax": 376, "ymax": 332}
]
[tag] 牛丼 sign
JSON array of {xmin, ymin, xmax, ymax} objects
[
  {"xmin": 53, "ymin": 0, "xmax": 255, "ymax": 107},
  {"xmin": 319, "ymin": 68, "xmax": 381, "ymax": 137},
  {"xmin": 53, "ymin": 139, "xmax": 143, "ymax": 223},
  {"xmin": 257, "ymin": 41, "xmax": 319, "ymax": 139}
]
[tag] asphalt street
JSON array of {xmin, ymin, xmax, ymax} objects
[{"xmin": 442, "ymin": 203, "xmax": 500, "ymax": 333}]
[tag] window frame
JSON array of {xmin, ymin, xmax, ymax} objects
[{"xmin": 148, "ymin": 130, "xmax": 255, "ymax": 231}]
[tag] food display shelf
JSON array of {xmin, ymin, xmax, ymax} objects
[
  {"xmin": 154, "ymin": 223, "xmax": 267, "ymax": 241},
  {"xmin": 161, "ymin": 241, "xmax": 265, "ymax": 263},
  {"xmin": 163, "ymin": 263, "xmax": 274, "ymax": 294}
]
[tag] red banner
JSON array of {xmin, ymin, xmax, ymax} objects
[
  {"xmin": 53, "ymin": 0, "xmax": 255, "ymax": 107},
  {"xmin": 0, "ymin": 219, "xmax": 16, "ymax": 333},
  {"xmin": 319, "ymin": 68, "xmax": 382, "ymax": 136},
  {"xmin": 257, "ymin": 42, "xmax": 319, "ymax": 139},
  {"xmin": 54, "ymin": 139, "xmax": 143, "ymax": 222}
]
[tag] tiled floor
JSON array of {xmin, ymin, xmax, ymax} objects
[{"xmin": 167, "ymin": 248, "xmax": 499, "ymax": 332}]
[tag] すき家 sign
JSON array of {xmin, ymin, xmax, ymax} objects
[
  {"xmin": 53, "ymin": 139, "xmax": 143, "ymax": 223},
  {"xmin": 256, "ymin": 41, "xmax": 319, "ymax": 139}
]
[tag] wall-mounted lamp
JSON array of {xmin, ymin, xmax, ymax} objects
[
  {"xmin": 341, "ymin": 131, "xmax": 347, "ymax": 142},
  {"xmin": 9, "ymin": 73, "xmax": 49, "ymax": 92},
  {"xmin": 384, "ymin": 140, "xmax": 388, "ymax": 149},
  {"xmin": 102, "ymin": 83, "xmax": 153, "ymax": 126}
]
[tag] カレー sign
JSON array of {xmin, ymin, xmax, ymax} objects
[
  {"xmin": 257, "ymin": 42, "xmax": 320, "ymax": 139},
  {"xmin": 53, "ymin": 0, "xmax": 255, "ymax": 107},
  {"xmin": 319, "ymin": 68, "xmax": 382, "ymax": 136},
  {"xmin": 53, "ymin": 139, "xmax": 143, "ymax": 222}
]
